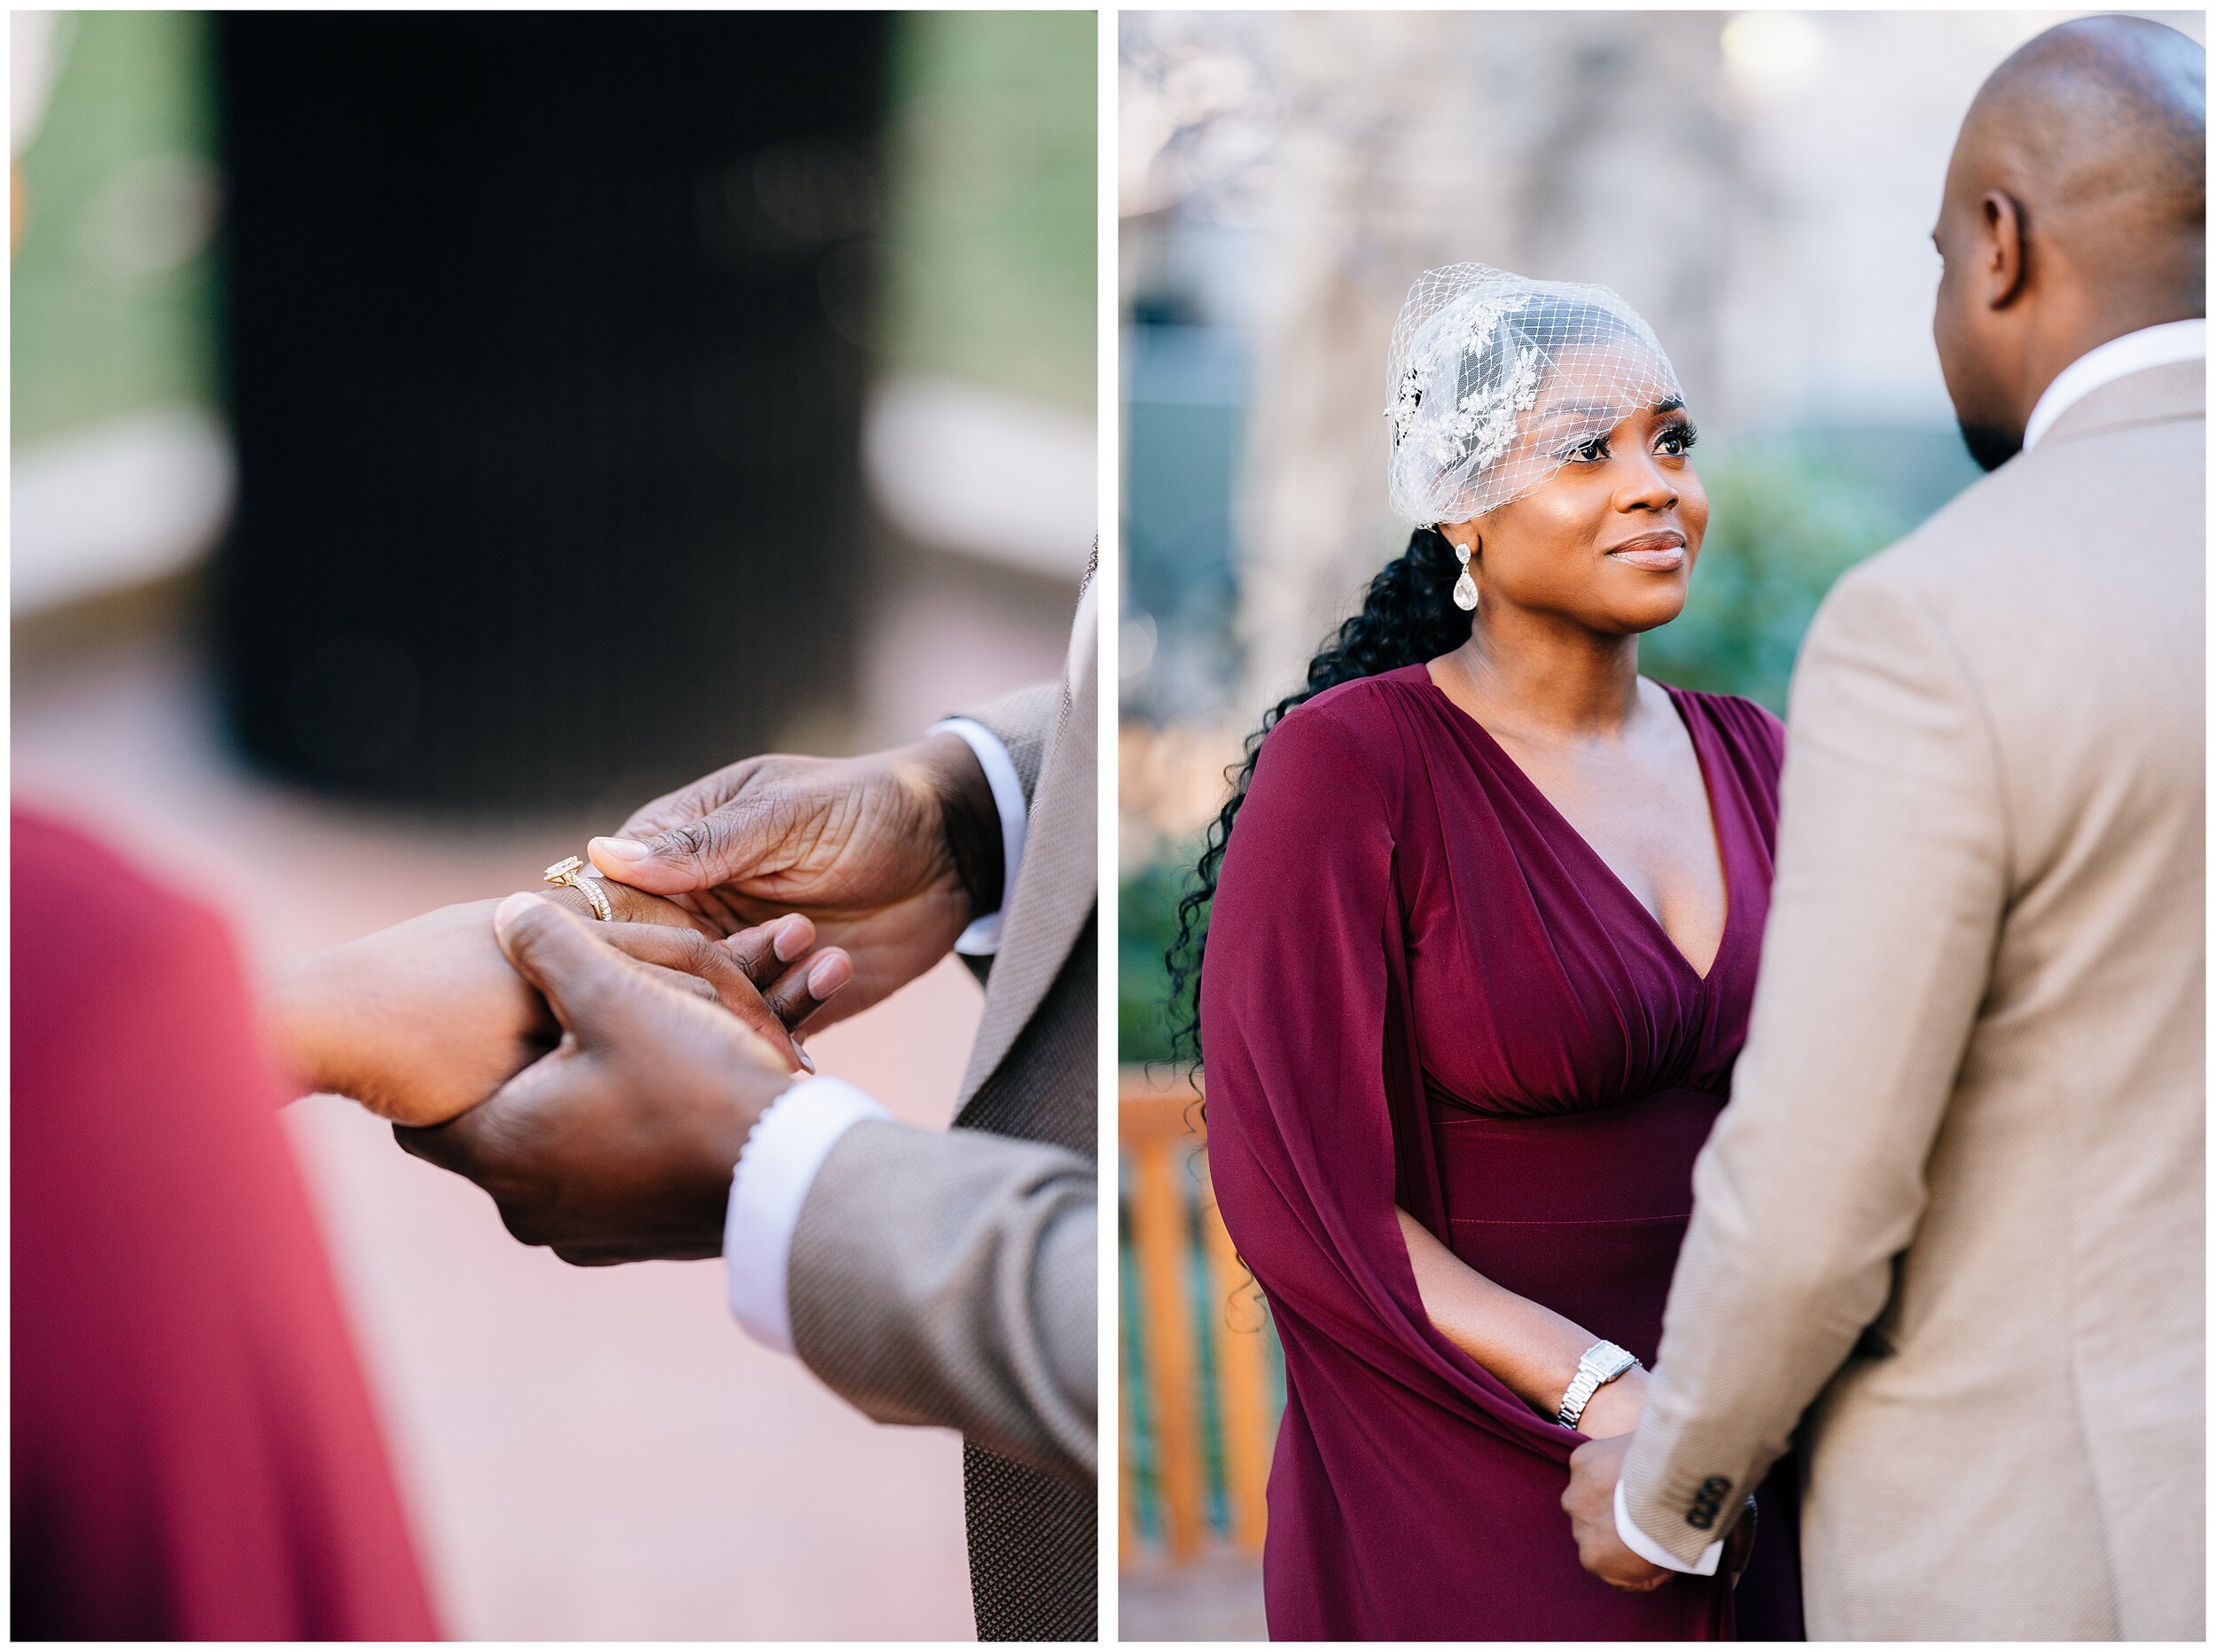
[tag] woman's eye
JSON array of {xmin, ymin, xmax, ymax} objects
[
  {"xmin": 1655, "ymin": 423, "xmax": 1698, "ymax": 456},
  {"xmin": 1564, "ymin": 435, "xmax": 1608, "ymax": 463}
]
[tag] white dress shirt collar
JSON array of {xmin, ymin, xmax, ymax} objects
[{"xmin": 2022, "ymin": 318, "xmax": 2206, "ymax": 452}]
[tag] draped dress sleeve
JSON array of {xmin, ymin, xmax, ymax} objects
[
  {"xmin": 1198, "ymin": 690, "xmax": 1572, "ymax": 1462},
  {"xmin": 12, "ymin": 810, "xmax": 441, "ymax": 1640}
]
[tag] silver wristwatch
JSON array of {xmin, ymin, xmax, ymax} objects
[{"xmin": 1557, "ymin": 1339, "xmax": 1641, "ymax": 1429}]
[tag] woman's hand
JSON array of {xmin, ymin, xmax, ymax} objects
[
  {"xmin": 265, "ymin": 880, "xmax": 849, "ymax": 1127},
  {"xmin": 1576, "ymin": 1363, "xmax": 1649, "ymax": 1439},
  {"xmin": 1394, "ymin": 1205, "xmax": 1658, "ymax": 1438}
]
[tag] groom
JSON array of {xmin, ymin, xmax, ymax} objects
[{"xmin": 1564, "ymin": 16, "xmax": 2204, "ymax": 1639}]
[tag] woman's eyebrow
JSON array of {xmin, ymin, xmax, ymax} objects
[
  {"xmin": 1532, "ymin": 397, "xmax": 1684, "ymax": 428},
  {"xmin": 1533, "ymin": 401, "xmax": 1617, "ymax": 425}
]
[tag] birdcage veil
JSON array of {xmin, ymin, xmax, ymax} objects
[{"xmin": 1384, "ymin": 263, "xmax": 1682, "ymax": 527}]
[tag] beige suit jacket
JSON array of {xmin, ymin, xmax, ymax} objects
[
  {"xmin": 1623, "ymin": 362, "xmax": 2204, "ymax": 1640},
  {"xmin": 784, "ymin": 579, "xmax": 1098, "ymax": 1639}
]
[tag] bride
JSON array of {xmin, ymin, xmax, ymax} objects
[{"xmin": 1175, "ymin": 265, "xmax": 1804, "ymax": 1639}]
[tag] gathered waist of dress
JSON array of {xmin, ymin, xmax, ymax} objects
[
  {"xmin": 1425, "ymin": 1084, "xmax": 1727, "ymax": 1229},
  {"xmin": 1425, "ymin": 1086, "xmax": 1729, "ymax": 1365}
]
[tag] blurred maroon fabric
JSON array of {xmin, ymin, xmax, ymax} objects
[
  {"xmin": 1200, "ymin": 668, "xmax": 1804, "ymax": 1640},
  {"xmin": 12, "ymin": 808, "xmax": 440, "ymax": 1640}
]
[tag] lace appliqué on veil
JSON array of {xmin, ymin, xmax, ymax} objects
[{"xmin": 1382, "ymin": 263, "xmax": 1681, "ymax": 528}]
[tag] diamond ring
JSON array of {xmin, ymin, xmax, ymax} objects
[{"xmin": 542, "ymin": 854, "xmax": 614, "ymax": 922}]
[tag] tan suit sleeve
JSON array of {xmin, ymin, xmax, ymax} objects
[
  {"xmin": 960, "ymin": 682, "xmax": 1060, "ymax": 806},
  {"xmin": 785, "ymin": 1118, "xmax": 1096, "ymax": 1486},
  {"xmin": 1622, "ymin": 558, "xmax": 2009, "ymax": 1563}
]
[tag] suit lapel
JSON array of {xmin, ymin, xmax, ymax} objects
[{"xmin": 957, "ymin": 581, "xmax": 1098, "ymax": 1107}]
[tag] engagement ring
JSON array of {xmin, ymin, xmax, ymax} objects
[{"xmin": 543, "ymin": 854, "xmax": 613, "ymax": 921}]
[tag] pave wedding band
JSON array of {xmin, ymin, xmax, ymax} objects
[{"xmin": 543, "ymin": 854, "xmax": 614, "ymax": 922}]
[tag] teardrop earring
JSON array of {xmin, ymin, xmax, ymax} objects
[{"xmin": 1452, "ymin": 541, "xmax": 1478, "ymax": 612}]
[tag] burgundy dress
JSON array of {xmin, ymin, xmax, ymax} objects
[
  {"xmin": 13, "ymin": 810, "xmax": 441, "ymax": 1639},
  {"xmin": 1200, "ymin": 665, "xmax": 1804, "ymax": 1640}
]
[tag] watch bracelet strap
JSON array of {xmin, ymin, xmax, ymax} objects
[{"xmin": 1557, "ymin": 1339, "xmax": 1639, "ymax": 1428}]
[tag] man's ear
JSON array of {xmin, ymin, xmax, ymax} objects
[{"xmin": 1980, "ymin": 189, "xmax": 2029, "ymax": 309}]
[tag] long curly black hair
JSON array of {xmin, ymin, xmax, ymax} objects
[{"xmin": 1163, "ymin": 524, "xmax": 1474, "ymax": 1070}]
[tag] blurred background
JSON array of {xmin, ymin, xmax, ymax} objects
[
  {"xmin": 1113, "ymin": 8, "xmax": 2203, "ymax": 1640},
  {"xmin": 13, "ymin": 9, "xmax": 1091, "ymax": 1638}
]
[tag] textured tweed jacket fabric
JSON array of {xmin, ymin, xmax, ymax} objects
[
  {"xmin": 1623, "ymin": 362, "xmax": 2204, "ymax": 1639},
  {"xmin": 787, "ymin": 581, "xmax": 1099, "ymax": 1640}
]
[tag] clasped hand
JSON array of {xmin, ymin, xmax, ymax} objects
[
  {"xmin": 271, "ymin": 875, "xmax": 847, "ymax": 1129},
  {"xmin": 1561, "ymin": 1429, "xmax": 1759, "ymax": 1594},
  {"xmin": 394, "ymin": 893, "xmax": 806, "ymax": 1264},
  {"xmin": 274, "ymin": 730, "xmax": 997, "ymax": 1263}
]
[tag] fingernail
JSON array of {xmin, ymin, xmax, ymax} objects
[
  {"xmin": 494, "ymin": 891, "xmax": 546, "ymax": 931},
  {"xmin": 772, "ymin": 916, "xmax": 812, "ymax": 963},
  {"xmin": 808, "ymin": 952, "xmax": 851, "ymax": 997},
  {"xmin": 794, "ymin": 1044, "xmax": 817, "ymax": 1074},
  {"xmin": 589, "ymin": 836, "xmax": 650, "ymax": 864}
]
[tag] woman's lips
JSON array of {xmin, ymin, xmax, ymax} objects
[{"xmin": 1603, "ymin": 534, "xmax": 1687, "ymax": 572}]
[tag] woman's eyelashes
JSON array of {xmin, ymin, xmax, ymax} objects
[{"xmin": 1557, "ymin": 418, "xmax": 1697, "ymax": 464}]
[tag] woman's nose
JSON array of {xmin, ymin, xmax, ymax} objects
[{"xmin": 1616, "ymin": 450, "xmax": 1678, "ymax": 510}]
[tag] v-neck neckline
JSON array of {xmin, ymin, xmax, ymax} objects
[{"xmin": 1417, "ymin": 668, "xmax": 1735, "ymax": 984}]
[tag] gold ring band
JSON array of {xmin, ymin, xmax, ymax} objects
[
  {"xmin": 543, "ymin": 855, "xmax": 615, "ymax": 921},
  {"xmin": 575, "ymin": 875, "xmax": 614, "ymax": 922}
]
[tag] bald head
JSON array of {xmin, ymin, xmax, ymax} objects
[
  {"xmin": 1955, "ymin": 15, "xmax": 2204, "ymax": 300},
  {"xmin": 1932, "ymin": 18, "xmax": 2204, "ymax": 468}
]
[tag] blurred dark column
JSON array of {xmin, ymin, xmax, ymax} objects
[{"xmin": 212, "ymin": 12, "xmax": 887, "ymax": 812}]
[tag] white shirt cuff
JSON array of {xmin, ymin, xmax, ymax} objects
[
  {"xmin": 1616, "ymin": 1478, "xmax": 1724, "ymax": 1577},
  {"xmin": 927, "ymin": 716, "xmax": 1028, "ymax": 957},
  {"xmin": 723, "ymin": 1076, "xmax": 891, "ymax": 1355}
]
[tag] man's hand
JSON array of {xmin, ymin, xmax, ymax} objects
[
  {"xmin": 1575, "ymin": 1363, "xmax": 1648, "ymax": 1441},
  {"xmin": 585, "ymin": 734, "xmax": 1002, "ymax": 1026},
  {"xmin": 267, "ymin": 881, "xmax": 848, "ymax": 1126},
  {"xmin": 1563, "ymin": 1432, "xmax": 1672, "ymax": 1594},
  {"xmin": 394, "ymin": 893, "xmax": 802, "ymax": 1264}
]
